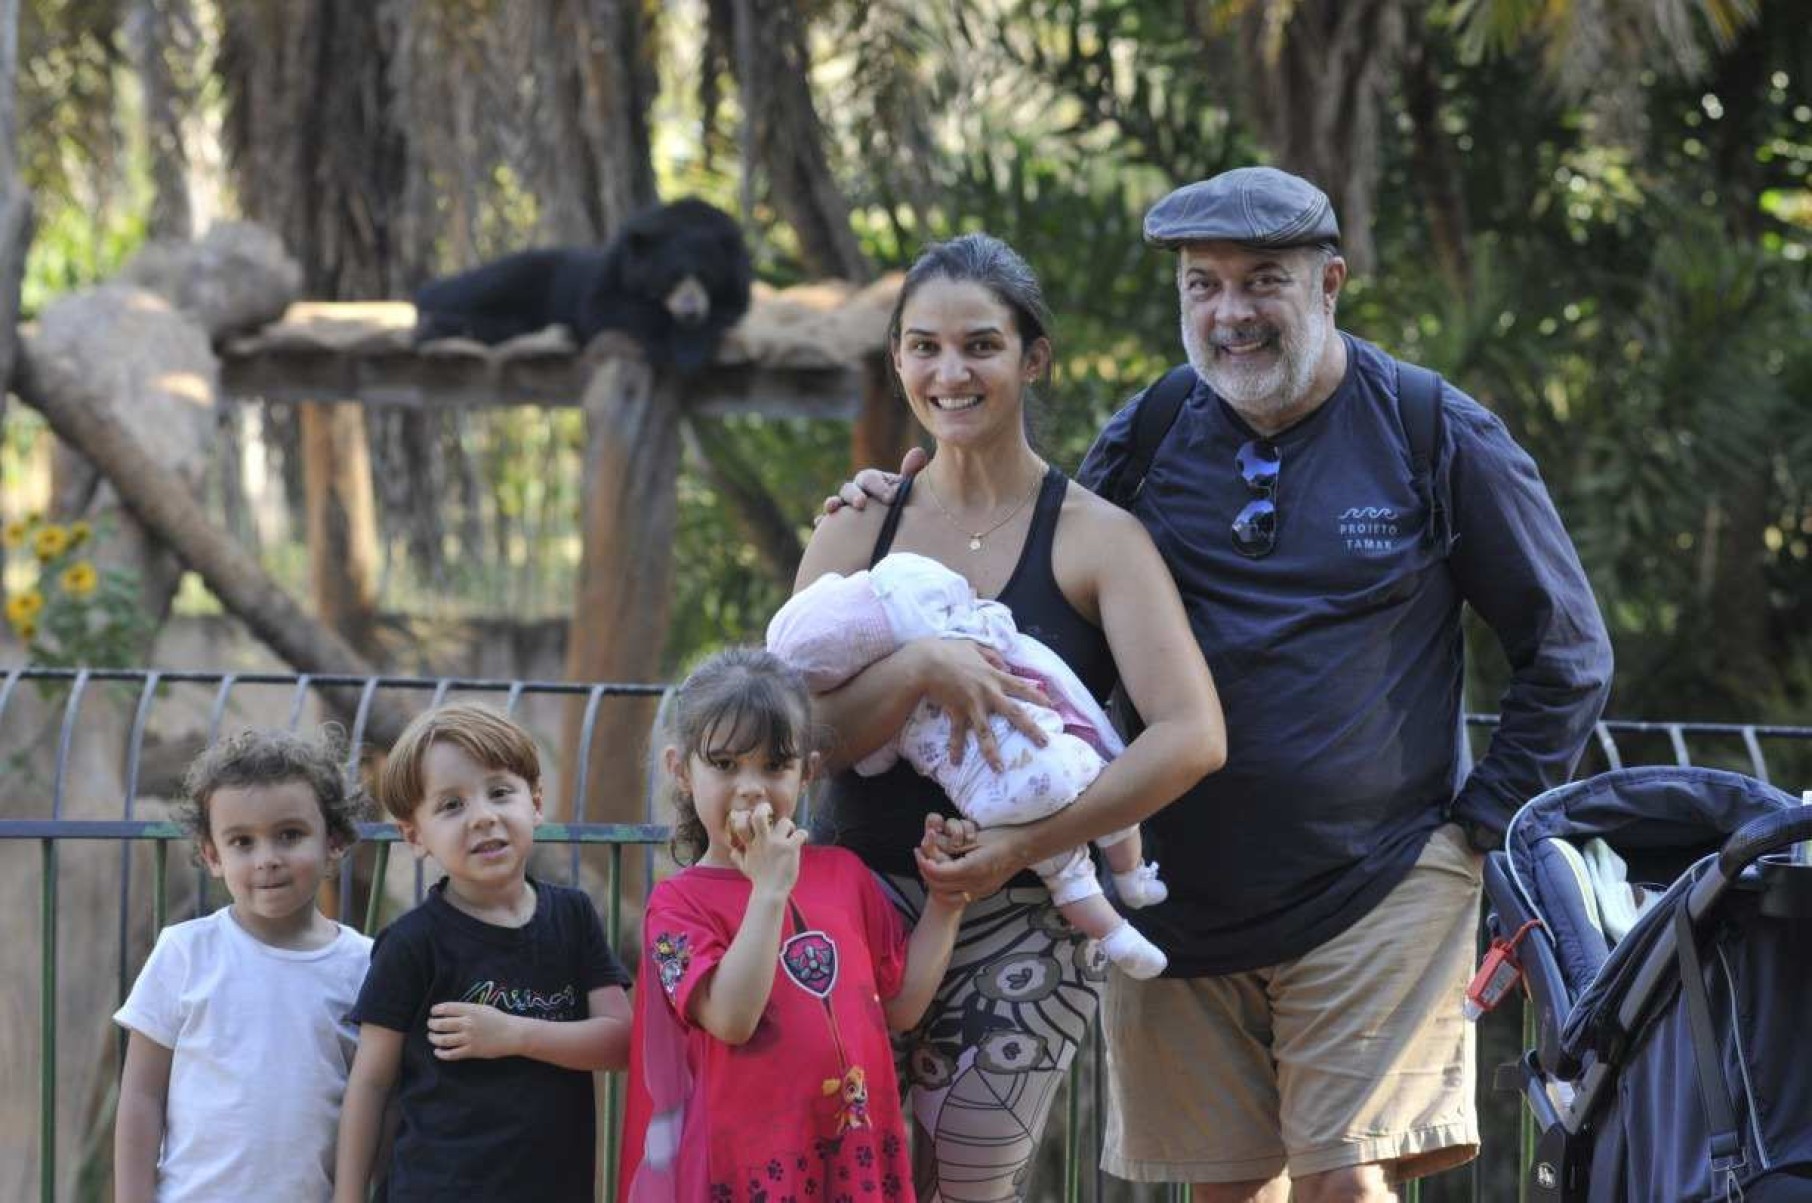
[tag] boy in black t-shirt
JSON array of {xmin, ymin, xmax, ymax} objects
[{"xmin": 334, "ymin": 704, "xmax": 632, "ymax": 1203}]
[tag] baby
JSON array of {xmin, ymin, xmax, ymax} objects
[{"xmin": 768, "ymin": 551, "xmax": 1168, "ymax": 978}]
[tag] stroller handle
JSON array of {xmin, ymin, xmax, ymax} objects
[{"xmin": 1718, "ymin": 806, "xmax": 1812, "ymax": 876}]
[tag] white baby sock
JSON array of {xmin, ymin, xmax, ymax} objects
[
  {"xmin": 1099, "ymin": 922, "xmax": 1167, "ymax": 980},
  {"xmin": 1113, "ymin": 862, "xmax": 1168, "ymax": 909}
]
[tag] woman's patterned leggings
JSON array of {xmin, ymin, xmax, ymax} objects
[{"xmin": 883, "ymin": 875, "xmax": 1105, "ymax": 1202}]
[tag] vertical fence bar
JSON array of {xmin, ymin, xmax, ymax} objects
[
  {"xmin": 605, "ymin": 841, "xmax": 625, "ymax": 1203},
  {"xmin": 202, "ymin": 676, "xmax": 241, "ymax": 911},
  {"xmin": 154, "ymin": 840, "xmax": 169, "ymax": 930},
  {"xmin": 1521, "ymin": 1001, "xmax": 1537, "ymax": 1203},
  {"xmin": 40, "ymin": 838, "xmax": 58, "ymax": 1203},
  {"xmin": 1092, "ymin": 1015, "xmax": 1105, "ymax": 1203},
  {"xmin": 341, "ymin": 677, "xmax": 383, "ymax": 920},
  {"xmin": 117, "ymin": 671, "xmax": 164, "ymax": 1070},
  {"xmin": 364, "ymin": 837, "xmax": 391, "ymax": 936},
  {"xmin": 570, "ymin": 686, "xmax": 607, "ymax": 887},
  {"xmin": 1741, "ymin": 727, "xmax": 1770, "ymax": 783},
  {"xmin": 1064, "ymin": 1053, "xmax": 1080, "ymax": 1203},
  {"xmin": 51, "ymin": 669, "xmax": 91, "ymax": 821}
]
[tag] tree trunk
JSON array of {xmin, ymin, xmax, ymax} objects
[
  {"xmin": 0, "ymin": 191, "xmax": 30, "ymax": 592},
  {"xmin": 1401, "ymin": 26, "xmax": 1471, "ymax": 294},
  {"xmin": 560, "ymin": 351, "xmax": 680, "ymax": 913},
  {"xmin": 727, "ymin": 0, "xmax": 872, "ymax": 282},
  {"xmin": 9, "ymin": 354, "xmax": 412, "ymax": 747},
  {"xmin": 572, "ymin": 0, "xmax": 659, "ymax": 236},
  {"xmin": 849, "ymin": 352, "xmax": 917, "ymax": 475},
  {"xmin": 1, "ymin": 0, "xmax": 21, "ymax": 586},
  {"xmin": 127, "ymin": 0, "xmax": 196, "ymax": 241},
  {"xmin": 301, "ymin": 402, "xmax": 384, "ymax": 663},
  {"xmin": 222, "ymin": 0, "xmax": 410, "ymax": 665},
  {"xmin": 1239, "ymin": 0, "xmax": 1404, "ymax": 275}
]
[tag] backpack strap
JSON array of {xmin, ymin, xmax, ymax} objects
[
  {"xmin": 1396, "ymin": 360, "xmax": 1449, "ymax": 552},
  {"xmin": 1101, "ymin": 363, "xmax": 1197, "ymax": 509}
]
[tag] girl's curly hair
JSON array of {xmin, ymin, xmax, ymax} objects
[{"xmin": 178, "ymin": 726, "xmax": 365, "ymax": 850}]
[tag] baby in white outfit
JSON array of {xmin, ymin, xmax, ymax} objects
[{"xmin": 768, "ymin": 551, "xmax": 1169, "ymax": 978}]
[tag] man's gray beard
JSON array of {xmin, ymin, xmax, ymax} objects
[{"xmin": 1183, "ymin": 309, "xmax": 1329, "ymax": 424}]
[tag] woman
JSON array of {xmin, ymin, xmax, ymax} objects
[{"xmin": 794, "ymin": 233, "xmax": 1225, "ymax": 1199}]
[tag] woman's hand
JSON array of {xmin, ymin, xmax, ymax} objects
[
  {"xmin": 427, "ymin": 1001, "xmax": 523, "ymax": 1061},
  {"xmin": 910, "ymin": 638, "xmax": 1051, "ymax": 770},
  {"xmin": 728, "ymin": 802, "xmax": 807, "ymax": 898},
  {"xmin": 917, "ymin": 825, "xmax": 1031, "ymax": 902},
  {"xmin": 916, "ymin": 814, "xmax": 982, "ymax": 906}
]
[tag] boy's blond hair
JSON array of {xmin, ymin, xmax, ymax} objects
[{"xmin": 378, "ymin": 702, "xmax": 542, "ymax": 822}]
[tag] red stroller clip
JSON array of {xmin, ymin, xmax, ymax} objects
[{"xmin": 1464, "ymin": 918, "xmax": 1541, "ymax": 1020}]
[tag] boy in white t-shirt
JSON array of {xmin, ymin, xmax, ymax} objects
[{"xmin": 113, "ymin": 728, "xmax": 372, "ymax": 1203}]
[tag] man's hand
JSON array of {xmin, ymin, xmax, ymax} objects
[
  {"xmin": 427, "ymin": 1001, "xmax": 524, "ymax": 1061},
  {"xmin": 817, "ymin": 447, "xmax": 928, "ymax": 522},
  {"xmin": 728, "ymin": 802, "xmax": 807, "ymax": 897}
]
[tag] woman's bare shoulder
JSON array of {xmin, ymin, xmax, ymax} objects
[{"xmin": 1060, "ymin": 478, "xmax": 1158, "ymax": 547}]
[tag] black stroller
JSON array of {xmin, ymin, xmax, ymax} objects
[{"xmin": 1479, "ymin": 766, "xmax": 1812, "ymax": 1202}]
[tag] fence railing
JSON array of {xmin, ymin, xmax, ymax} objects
[{"xmin": 2, "ymin": 666, "xmax": 1808, "ymax": 1203}]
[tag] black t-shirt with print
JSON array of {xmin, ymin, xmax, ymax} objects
[{"xmin": 352, "ymin": 878, "xmax": 629, "ymax": 1202}]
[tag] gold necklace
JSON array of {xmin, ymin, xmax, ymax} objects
[{"xmin": 920, "ymin": 465, "xmax": 1045, "ymax": 552}]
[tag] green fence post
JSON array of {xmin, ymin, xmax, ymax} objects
[{"xmin": 41, "ymin": 838, "xmax": 58, "ymax": 1203}]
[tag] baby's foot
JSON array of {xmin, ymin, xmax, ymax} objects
[
  {"xmin": 1099, "ymin": 921, "xmax": 1167, "ymax": 980},
  {"xmin": 1114, "ymin": 862, "xmax": 1168, "ymax": 909}
]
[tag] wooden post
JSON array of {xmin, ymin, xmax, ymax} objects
[
  {"xmin": 850, "ymin": 351, "xmax": 917, "ymax": 473},
  {"xmin": 300, "ymin": 401, "xmax": 383, "ymax": 662},
  {"xmin": 560, "ymin": 347, "xmax": 680, "ymax": 902}
]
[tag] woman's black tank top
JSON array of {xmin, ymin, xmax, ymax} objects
[{"xmin": 813, "ymin": 466, "xmax": 1116, "ymax": 877}]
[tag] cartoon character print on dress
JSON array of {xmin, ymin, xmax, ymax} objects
[
  {"xmin": 781, "ymin": 929, "xmax": 838, "ymax": 999},
  {"xmin": 884, "ymin": 877, "xmax": 1107, "ymax": 1201},
  {"xmin": 652, "ymin": 930, "xmax": 692, "ymax": 998}
]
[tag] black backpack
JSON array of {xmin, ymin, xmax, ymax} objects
[{"xmin": 1097, "ymin": 359, "xmax": 1451, "ymax": 552}]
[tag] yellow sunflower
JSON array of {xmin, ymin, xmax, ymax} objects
[
  {"xmin": 33, "ymin": 524, "xmax": 71, "ymax": 562},
  {"xmin": 2, "ymin": 519, "xmax": 29, "ymax": 550},
  {"xmin": 14, "ymin": 619, "xmax": 36, "ymax": 642},
  {"xmin": 60, "ymin": 560, "xmax": 99, "ymax": 597},
  {"xmin": 68, "ymin": 520, "xmax": 93, "ymax": 548},
  {"xmin": 5, "ymin": 590, "xmax": 45, "ymax": 625}
]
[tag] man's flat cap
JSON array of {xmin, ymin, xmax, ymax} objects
[{"xmin": 1144, "ymin": 167, "xmax": 1340, "ymax": 250}]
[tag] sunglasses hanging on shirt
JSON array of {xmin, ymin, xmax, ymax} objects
[{"xmin": 1232, "ymin": 439, "xmax": 1282, "ymax": 559}]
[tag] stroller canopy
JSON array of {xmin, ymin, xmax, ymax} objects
[{"xmin": 1504, "ymin": 766, "xmax": 1795, "ymax": 1012}]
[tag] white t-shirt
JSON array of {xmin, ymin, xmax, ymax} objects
[{"xmin": 114, "ymin": 907, "xmax": 373, "ymax": 1202}]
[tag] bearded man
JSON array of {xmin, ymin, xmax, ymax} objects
[{"xmin": 1071, "ymin": 167, "xmax": 1612, "ymax": 1202}]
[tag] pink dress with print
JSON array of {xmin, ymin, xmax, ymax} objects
[{"xmin": 619, "ymin": 845, "xmax": 914, "ymax": 1202}]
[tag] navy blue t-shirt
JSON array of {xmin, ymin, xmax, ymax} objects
[
  {"xmin": 351, "ymin": 878, "xmax": 629, "ymax": 1202},
  {"xmin": 1079, "ymin": 334, "xmax": 1611, "ymax": 975}
]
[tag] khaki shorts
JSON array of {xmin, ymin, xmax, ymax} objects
[{"xmin": 1102, "ymin": 823, "xmax": 1483, "ymax": 1185}]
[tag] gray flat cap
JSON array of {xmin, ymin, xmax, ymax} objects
[{"xmin": 1144, "ymin": 167, "xmax": 1339, "ymax": 250}]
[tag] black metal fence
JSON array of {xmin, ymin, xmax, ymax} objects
[{"xmin": 1, "ymin": 666, "xmax": 1807, "ymax": 1203}]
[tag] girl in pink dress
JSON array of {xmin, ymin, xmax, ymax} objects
[{"xmin": 619, "ymin": 647, "xmax": 966, "ymax": 1202}]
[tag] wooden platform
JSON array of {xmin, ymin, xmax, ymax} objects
[{"xmin": 218, "ymin": 275, "xmax": 903, "ymax": 419}]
